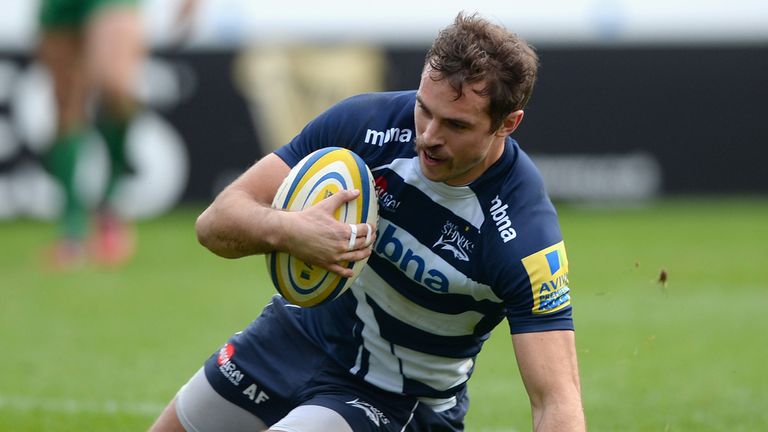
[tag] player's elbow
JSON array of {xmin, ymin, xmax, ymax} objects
[
  {"xmin": 195, "ymin": 208, "xmax": 232, "ymax": 257},
  {"xmin": 195, "ymin": 209, "xmax": 215, "ymax": 249}
]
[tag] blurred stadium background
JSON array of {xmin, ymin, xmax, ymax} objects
[{"xmin": 1, "ymin": 1, "xmax": 767, "ymax": 431}]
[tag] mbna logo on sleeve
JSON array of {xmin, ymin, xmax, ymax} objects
[{"xmin": 521, "ymin": 241, "xmax": 571, "ymax": 314}]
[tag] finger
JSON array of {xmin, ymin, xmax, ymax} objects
[
  {"xmin": 342, "ymin": 223, "xmax": 374, "ymax": 250},
  {"xmin": 338, "ymin": 247, "xmax": 372, "ymax": 264},
  {"xmin": 323, "ymin": 189, "xmax": 360, "ymax": 210},
  {"xmin": 347, "ymin": 223, "xmax": 358, "ymax": 251},
  {"xmin": 324, "ymin": 262, "xmax": 355, "ymax": 278},
  {"xmin": 364, "ymin": 223, "xmax": 373, "ymax": 246},
  {"xmin": 341, "ymin": 189, "xmax": 361, "ymax": 202}
]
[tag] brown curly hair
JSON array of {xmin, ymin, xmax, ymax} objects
[{"xmin": 425, "ymin": 12, "xmax": 539, "ymax": 132}]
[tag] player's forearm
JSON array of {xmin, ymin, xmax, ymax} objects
[
  {"xmin": 531, "ymin": 396, "xmax": 585, "ymax": 432},
  {"xmin": 195, "ymin": 188, "xmax": 289, "ymax": 259}
]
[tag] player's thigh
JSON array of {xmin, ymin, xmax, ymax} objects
[
  {"xmin": 174, "ymin": 367, "xmax": 269, "ymax": 432},
  {"xmin": 272, "ymin": 392, "xmax": 418, "ymax": 432},
  {"xmin": 37, "ymin": 31, "xmax": 87, "ymax": 129},
  {"xmin": 84, "ymin": 2, "xmax": 144, "ymax": 99}
]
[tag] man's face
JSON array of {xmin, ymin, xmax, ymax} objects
[{"xmin": 413, "ymin": 67, "xmax": 505, "ymax": 186}]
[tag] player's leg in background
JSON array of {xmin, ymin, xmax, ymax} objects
[
  {"xmin": 38, "ymin": 27, "xmax": 90, "ymax": 269},
  {"xmin": 84, "ymin": 1, "xmax": 144, "ymax": 265}
]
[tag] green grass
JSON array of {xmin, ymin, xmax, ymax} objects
[{"xmin": 1, "ymin": 199, "xmax": 767, "ymax": 431}]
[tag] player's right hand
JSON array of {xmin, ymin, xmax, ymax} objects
[{"xmin": 280, "ymin": 189, "xmax": 376, "ymax": 278}]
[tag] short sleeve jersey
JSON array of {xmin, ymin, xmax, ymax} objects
[{"xmin": 273, "ymin": 91, "xmax": 573, "ymax": 408}]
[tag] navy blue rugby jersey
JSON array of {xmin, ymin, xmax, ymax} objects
[{"xmin": 273, "ymin": 91, "xmax": 573, "ymax": 408}]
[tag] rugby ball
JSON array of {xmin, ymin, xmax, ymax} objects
[{"xmin": 267, "ymin": 147, "xmax": 378, "ymax": 307}]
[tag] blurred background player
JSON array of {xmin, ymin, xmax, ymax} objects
[{"xmin": 37, "ymin": 0, "xmax": 198, "ymax": 268}]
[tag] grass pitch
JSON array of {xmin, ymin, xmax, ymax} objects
[{"xmin": 1, "ymin": 199, "xmax": 767, "ymax": 431}]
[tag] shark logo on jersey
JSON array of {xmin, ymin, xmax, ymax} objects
[
  {"xmin": 521, "ymin": 241, "xmax": 571, "ymax": 314},
  {"xmin": 365, "ymin": 127, "xmax": 413, "ymax": 146},
  {"xmin": 345, "ymin": 398, "xmax": 390, "ymax": 426},
  {"xmin": 433, "ymin": 220, "xmax": 475, "ymax": 262}
]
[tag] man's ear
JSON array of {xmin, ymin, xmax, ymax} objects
[{"xmin": 495, "ymin": 110, "xmax": 525, "ymax": 137}]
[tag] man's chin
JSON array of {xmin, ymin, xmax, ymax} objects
[
  {"xmin": 418, "ymin": 165, "xmax": 446, "ymax": 183},
  {"xmin": 418, "ymin": 154, "xmax": 444, "ymax": 181}
]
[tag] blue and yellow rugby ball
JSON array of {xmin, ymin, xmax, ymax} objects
[{"xmin": 267, "ymin": 147, "xmax": 378, "ymax": 307}]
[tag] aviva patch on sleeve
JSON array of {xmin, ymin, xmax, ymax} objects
[{"xmin": 521, "ymin": 241, "xmax": 571, "ymax": 314}]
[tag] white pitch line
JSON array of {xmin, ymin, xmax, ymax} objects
[{"xmin": 0, "ymin": 394, "xmax": 165, "ymax": 417}]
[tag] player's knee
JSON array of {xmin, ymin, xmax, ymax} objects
[{"xmin": 100, "ymin": 84, "xmax": 139, "ymax": 119}]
